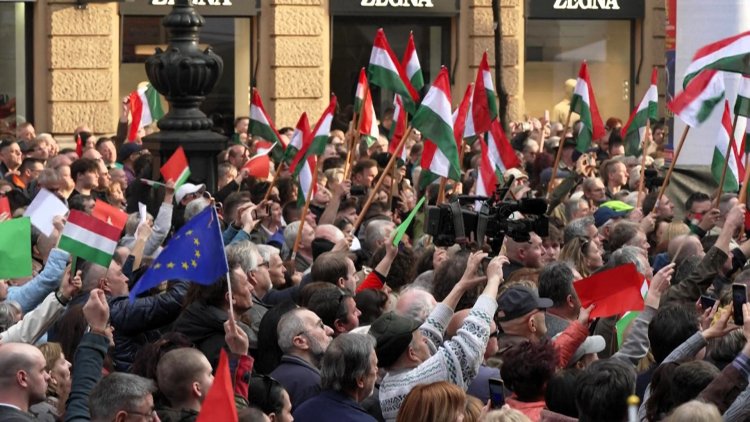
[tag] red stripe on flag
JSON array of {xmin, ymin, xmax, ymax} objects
[
  {"xmin": 373, "ymin": 28, "xmax": 419, "ymax": 103},
  {"xmin": 92, "ymin": 200, "xmax": 128, "ymax": 231},
  {"xmin": 668, "ymin": 70, "xmax": 720, "ymax": 115},
  {"xmin": 128, "ymin": 91, "xmax": 143, "ymax": 142},
  {"xmin": 161, "ymin": 146, "xmax": 189, "ymax": 183},
  {"xmin": 67, "ymin": 210, "xmax": 122, "ymax": 241},
  {"xmin": 691, "ymin": 30, "xmax": 750, "ymax": 61}
]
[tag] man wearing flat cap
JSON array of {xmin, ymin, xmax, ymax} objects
[{"xmin": 370, "ymin": 252, "xmax": 509, "ymax": 422}]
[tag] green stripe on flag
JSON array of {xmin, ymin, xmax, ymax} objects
[
  {"xmin": 697, "ymin": 94, "xmax": 726, "ymax": 124},
  {"xmin": 711, "ymin": 147, "xmax": 740, "ymax": 192},
  {"xmin": 411, "ymin": 108, "xmax": 461, "ymax": 181},
  {"xmin": 616, "ymin": 311, "xmax": 640, "ymax": 347},
  {"xmin": 571, "ymin": 94, "xmax": 595, "ymax": 153},
  {"xmin": 369, "ymin": 65, "xmax": 416, "ymax": 114},
  {"xmin": 736, "ymin": 96, "xmax": 750, "ymax": 118},
  {"xmin": 58, "ymin": 236, "xmax": 114, "ymax": 268},
  {"xmin": 145, "ymin": 84, "xmax": 164, "ymax": 120},
  {"xmin": 175, "ymin": 168, "xmax": 191, "ymax": 189}
]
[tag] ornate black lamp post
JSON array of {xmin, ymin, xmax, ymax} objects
[{"xmin": 142, "ymin": 0, "xmax": 227, "ymax": 192}]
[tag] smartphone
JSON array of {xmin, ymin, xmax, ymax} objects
[
  {"xmin": 488, "ymin": 378, "xmax": 505, "ymax": 409},
  {"xmin": 700, "ymin": 295, "xmax": 717, "ymax": 311},
  {"xmin": 732, "ymin": 283, "xmax": 747, "ymax": 326}
]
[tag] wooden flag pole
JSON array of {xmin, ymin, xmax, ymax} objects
[
  {"xmin": 656, "ymin": 125, "xmax": 690, "ymax": 205},
  {"xmin": 739, "ymin": 141, "xmax": 750, "ymax": 206},
  {"xmin": 353, "ymin": 126, "xmax": 413, "ymax": 233},
  {"xmin": 343, "ymin": 112, "xmax": 360, "ymax": 180},
  {"xmin": 291, "ymin": 159, "xmax": 319, "ymax": 260},
  {"xmin": 437, "ymin": 177, "xmax": 447, "ymax": 204},
  {"xmin": 715, "ymin": 113, "xmax": 741, "ymax": 208},
  {"xmin": 547, "ymin": 110, "xmax": 573, "ymax": 198},
  {"xmin": 636, "ymin": 121, "xmax": 652, "ymax": 209},
  {"xmin": 261, "ymin": 171, "xmax": 279, "ymax": 203}
]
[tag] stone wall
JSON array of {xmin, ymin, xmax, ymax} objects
[{"xmin": 40, "ymin": 2, "xmax": 119, "ymax": 137}]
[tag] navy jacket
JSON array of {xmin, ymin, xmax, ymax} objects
[
  {"xmin": 270, "ymin": 354, "xmax": 321, "ymax": 410},
  {"xmin": 293, "ymin": 390, "xmax": 376, "ymax": 422},
  {"xmin": 467, "ymin": 365, "xmax": 501, "ymax": 404},
  {"xmin": 65, "ymin": 332, "xmax": 110, "ymax": 422}
]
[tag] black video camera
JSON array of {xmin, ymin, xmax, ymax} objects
[{"xmin": 423, "ymin": 176, "xmax": 548, "ymax": 255}]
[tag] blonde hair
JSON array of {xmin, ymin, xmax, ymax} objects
[
  {"xmin": 464, "ymin": 396, "xmax": 484, "ymax": 422},
  {"xmin": 662, "ymin": 400, "xmax": 721, "ymax": 422},
  {"xmin": 662, "ymin": 222, "xmax": 690, "ymax": 244},
  {"xmin": 558, "ymin": 236, "xmax": 595, "ymax": 278},
  {"xmin": 481, "ymin": 408, "xmax": 532, "ymax": 422},
  {"xmin": 396, "ymin": 381, "xmax": 467, "ymax": 422},
  {"xmin": 38, "ymin": 342, "xmax": 64, "ymax": 396}
]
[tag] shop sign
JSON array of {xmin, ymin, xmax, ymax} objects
[
  {"xmin": 330, "ymin": 0, "xmax": 457, "ymax": 16},
  {"xmin": 120, "ymin": 0, "xmax": 258, "ymax": 16},
  {"xmin": 528, "ymin": 0, "xmax": 643, "ymax": 19}
]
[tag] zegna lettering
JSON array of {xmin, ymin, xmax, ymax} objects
[
  {"xmin": 151, "ymin": 0, "xmax": 233, "ymax": 6},
  {"xmin": 552, "ymin": 0, "xmax": 620, "ymax": 10},
  {"xmin": 360, "ymin": 0, "xmax": 435, "ymax": 7}
]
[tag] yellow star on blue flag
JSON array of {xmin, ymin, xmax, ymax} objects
[{"xmin": 129, "ymin": 206, "xmax": 228, "ymax": 301}]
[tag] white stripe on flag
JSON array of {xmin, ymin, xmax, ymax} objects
[
  {"xmin": 63, "ymin": 224, "xmax": 118, "ymax": 254},
  {"xmin": 370, "ymin": 47, "xmax": 400, "ymax": 75}
]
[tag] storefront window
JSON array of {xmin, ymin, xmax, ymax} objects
[
  {"xmin": 331, "ymin": 17, "xmax": 450, "ymax": 116},
  {"xmin": 525, "ymin": 20, "xmax": 632, "ymax": 122},
  {"xmin": 0, "ymin": 2, "xmax": 28, "ymax": 136}
]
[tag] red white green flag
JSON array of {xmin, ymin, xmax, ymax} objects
[
  {"xmin": 128, "ymin": 83, "xmax": 164, "ymax": 141},
  {"xmin": 354, "ymin": 68, "xmax": 367, "ymax": 114},
  {"xmin": 711, "ymin": 101, "xmax": 743, "ymax": 192},
  {"xmin": 243, "ymin": 142, "xmax": 275, "ymax": 179},
  {"xmin": 472, "ymin": 52, "xmax": 499, "ymax": 134},
  {"xmin": 402, "ymin": 32, "xmax": 424, "ymax": 91},
  {"xmin": 475, "ymin": 137, "xmax": 497, "ymax": 211},
  {"xmin": 283, "ymin": 112, "xmax": 310, "ymax": 163},
  {"xmin": 291, "ymin": 96, "xmax": 337, "ymax": 177},
  {"xmin": 297, "ymin": 154, "xmax": 317, "ymax": 207},
  {"xmin": 683, "ymin": 30, "xmax": 750, "ymax": 86},
  {"xmin": 571, "ymin": 61, "xmax": 606, "ymax": 153},
  {"xmin": 622, "ymin": 67, "xmax": 659, "ymax": 157},
  {"xmin": 735, "ymin": 76, "xmax": 750, "ymax": 155},
  {"xmin": 161, "ymin": 146, "xmax": 190, "ymax": 188},
  {"xmin": 412, "ymin": 67, "xmax": 460, "ymax": 181},
  {"xmin": 388, "ymin": 94, "xmax": 408, "ymax": 162},
  {"xmin": 487, "ymin": 119, "xmax": 521, "ymax": 174},
  {"xmin": 368, "ymin": 28, "xmax": 419, "ymax": 114},
  {"xmin": 669, "ymin": 69, "xmax": 726, "ymax": 128},
  {"xmin": 358, "ymin": 73, "xmax": 379, "ymax": 146},
  {"xmin": 250, "ymin": 88, "xmax": 285, "ymax": 162},
  {"xmin": 451, "ymin": 83, "xmax": 473, "ymax": 167},
  {"xmin": 59, "ymin": 210, "xmax": 120, "ymax": 268}
]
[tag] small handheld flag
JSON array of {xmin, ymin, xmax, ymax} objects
[{"xmin": 161, "ymin": 146, "xmax": 191, "ymax": 189}]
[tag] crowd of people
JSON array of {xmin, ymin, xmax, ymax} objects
[{"xmin": 1, "ymin": 100, "xmax": 750, "ymax": 422}]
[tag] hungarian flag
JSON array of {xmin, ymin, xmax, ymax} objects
[
  {"xmin": 388, "ymin": 95, "xmax": 408, "ymax": 162},
  {"xmin": 472, "ymin": 52, "xmax": 499, "ymax": 134},
  {"xmin": 243, "ymin": 142, "xmax": 275, "ymax": 179},
  {"xmin": 571, "ymin": 61, "xmax": 606, "ymax": 153},
  {"xmin": 283, "ymin": 112, "xmax": 310, "ymax": 163},
  {"xmin": 412, "ymin": 67, "xmax": 461, "ymax": 181},
  {"xmin": 291, "ymin": 96, "xmax": 336, "ymax": 177},
  {"xmin": 161, "ymin": 146, "xmax": 190, "ymax": 188},
  {"xmin": 711, "ymin": 101, "xmax": 743, "ymax": 192},
  {"xmin": 669, "ymin": 69, "xmax": 725, "ymax": 128},
  {"xmin": 622, "ymin": 67, "xmax": 658, "ymax": 157},
  {"xmin": 196, "ymin": 350, "xmax": 238, "ymax": 422},
  {"xmin": 683, "ymin": 30, "xmax": 750, "ymax": 86},
  {"xmin": 92, "ymin": 199, "xmax": 128, "ymax": 231},
  {"xmin": 474, "ymin": 138, "xmax": 497, "ymax": 211},
  {"xmin": 297, "ymin": 154, "xmax": 318, "ymax": 207},
  {"xmin": 128, "ymin": 83, "xmax": 164, "ymax": 142},
  {"xmin": 573, "ymin": 263, "xmax": 647, "ymax": 319},
  {"xmin": 249, "ymin": 88, "xmax": 285, "ymax": 162},
  {"xmin": 487, "ymin": 119, "xmax": 521, "ymax": 175},
  {"xmin": 368, "ymin": 28, "xmax": 419, "ymax": 114},
  {"xmin": 452, "ymin": 83, "xmax": 474, "ymax": 162},
  {"xmin": 59, "ymin": 210, "xmax": 119, "ymax": 268},
  {"xmin": 75, "ymin": 133, "xmax": 83, "ymax": 157},
  {"xmin": 358, "ymin": 73, "xmax": 379, "ymax": 146},
  {"xmin": 402, "ymin": 32, "xmax": 424, "ymax": 91},
  {"xmin": 354, "ymin": 68, "xmax": 367, "ymax": 114},
  {"xmin": 462, "ymin": 85, "xmax": 478, "ymax": 143},
  {"xmin": 736, "ymin": 76, "xmax": 750, "ymax": 117}
]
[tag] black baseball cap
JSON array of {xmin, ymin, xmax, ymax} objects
[
  {"xmin": 497, "ymin": 285, "xmax": 553, "ymax": 322},
  {"xmin": 369, "ymin": 312, "xmax": 422, "ymax": 368}
]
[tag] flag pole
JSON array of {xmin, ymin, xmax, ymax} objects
[
  {"xmin": 261, "ymin": 172, "xmax": 279, "ymax": 203},
  {"xmin": 343, "ymin": 112, "xmax": 360, "ymax": 180},
  {"xmin": 636, "ymin": 121, "xmax": 652, "ymax": 209},
  {"xmin": 547, "ymin": 109, "xmax": 573, "ymax": 198},
  {"xmin": 226, "ymin": 270, "xmax": 234, "ymax": 318},
  {"xmin": 715, "ymin": 113, "xmax": 740, "ymax": 208},
  {"xmin": 353, "ymin": 126, "xmax": 412, "ymax": 233},
  {"xmin": 437, "ymin": 177, "xmax": 447, "ymax": 204},
  {"xmin": 657, "ymin": 125, "xmax": 690, "ymax": 205},
  {"xmin": 291, "ymin": 159, "xmax": 319, "ymax": 260}
]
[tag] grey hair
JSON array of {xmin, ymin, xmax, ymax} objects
[
  {"xmin": 320, "ymin": 333, "xmax": 376, "ymax": 393},
  {"xmin": 124, "ymin": 211, "xmax": 153, "ymax": 236},
  {"xmin": 564, "ymin": 216, "xmax": 595, "ymax": 244},
  {"xmin": 563, "ymin": 198, "xmax": 586, "ymax": 222},
  {"xmin": 225, "ymin": 240, "xmax": 260, "ymax": 272},
  {"xmin": 0, "ymin": 302, "xmax": 19, "ymax": 333},
  {"xmin": 396, "ymin": 286, "xmax": 436, "ymax": 323},
  {"xmin": 608, "ymin": 246, "xmax": 646, "ymax": 274},
  {"xmin": 364, "ymin": 220, "xmax": 392, "ymax": 253},
  {"xmin": 277, "ymin": 308, "xmax": 308, "ymax": 353},
  {"xmin": 37, "ymin": 168, "xmax": 61, "ymax": 188},
  {"xmin": 89, "ymin": 373, "xmax": 157, "ymax": 422},
  {"xmin": 284, "ymin": 221, "xmax": 301, "ymax": 249},
  {"xmin": 256, "ymin": 244, "xmax": 280, "ymax": 264},
  {"xmin": 183, "ymin": 198, "xmax": 210, "ymax": 223}
]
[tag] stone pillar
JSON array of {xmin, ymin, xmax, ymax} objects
[
  {"xmin": 46, "ymin": 2, "xmax": 119, "ymax": 137},
  {"xmin": 259, "ymin": 0, "xmax": 330, "ymax": 128},
  {"xmin": 639, "ymin": 0, "xmax": 667, "ymax": 116}
]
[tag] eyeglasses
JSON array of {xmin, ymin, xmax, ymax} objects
[{"xmin": 124, "ymin": 408, "xmax": 158, "ymax": 421}]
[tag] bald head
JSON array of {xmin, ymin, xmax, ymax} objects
[
  {"xmin": 157, "ymin": 348, "xmax": 213, "ymax": 408},
  {"xmin": 668, "ymin": 234, "xmax": 705, "ymax": 264},
  {"xmin": 445, "ymin": 309, "xmax": 471, "ymax": 339},
  {"xmin": 315, "ymin": 224, "xmax": 345, "ymax": 243},
  {"xmin": 396, "ymin": 288, "xmax": 437, "ymax": 323},
  {"xmin": 81, "ymin": 148, "xmax": 102, "ymax": 161},
  {"xmin": 0, "ymin": 343, "xmax": 49, "ymax": 410}
]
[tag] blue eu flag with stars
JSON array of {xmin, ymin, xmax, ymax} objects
[{"xmin": 129, "ymin": 205, "xmax": 228, "ymax": 301}]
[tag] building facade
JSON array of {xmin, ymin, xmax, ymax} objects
[{"xmin": 1, "ymin": 0, "xmax": 665, "ymax": 140}]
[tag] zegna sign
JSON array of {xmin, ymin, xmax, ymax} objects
[
  {"xmin": 330, "ymin": 0, "xmax": 458, "ymax": 16},
  {"xmin": 119, "ymin": 0, "xmax": 258, "ymax": 16},
  {"xmin": 528, "ymin": 0, "xmax": 643, "ymax": 19},
  {"xmin": 360, "ymin": 0, "xmax": 434, "ymax": 6}
]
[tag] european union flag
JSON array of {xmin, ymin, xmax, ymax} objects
[{"xmin": 129, "ymin": 205, "xmax": 228, "ymax": 301}]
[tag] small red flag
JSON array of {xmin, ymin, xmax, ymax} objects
[
  {"xmin": 160, "ymin": 146, "xmax": 190, "ymax": 188},
  {"xmin": 0, "ymin": 196, "xmax": 10, "ymax": 216},
  {"xmin": 75, "ymin": 134, "xmax": 83, "ymax": 158},
  {"xmin": 573, "ymin": 264, "xmax": 646, "ymax": 319},
  {"xmin": 243, "ymin": 154, "xmax": 271, "ymax": 179},
  {"xmin": 196, "ymin": 349, "xmax": 238, "ymax": 422},
  {"xmin": 92, "ymin": 199, "xmax": 128, "ymax": 231}
]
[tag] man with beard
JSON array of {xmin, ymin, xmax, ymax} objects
[
  {"xmin": 0, "ymin": 343, "xmax": 51, "ymax": 421},
  {"xmin": 293, "ymin": 333, "xmax": 378, "ymax": 422},
  {"xmin": 271, "ymin": 308, "xmax": 334, "ymax": 410}
]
